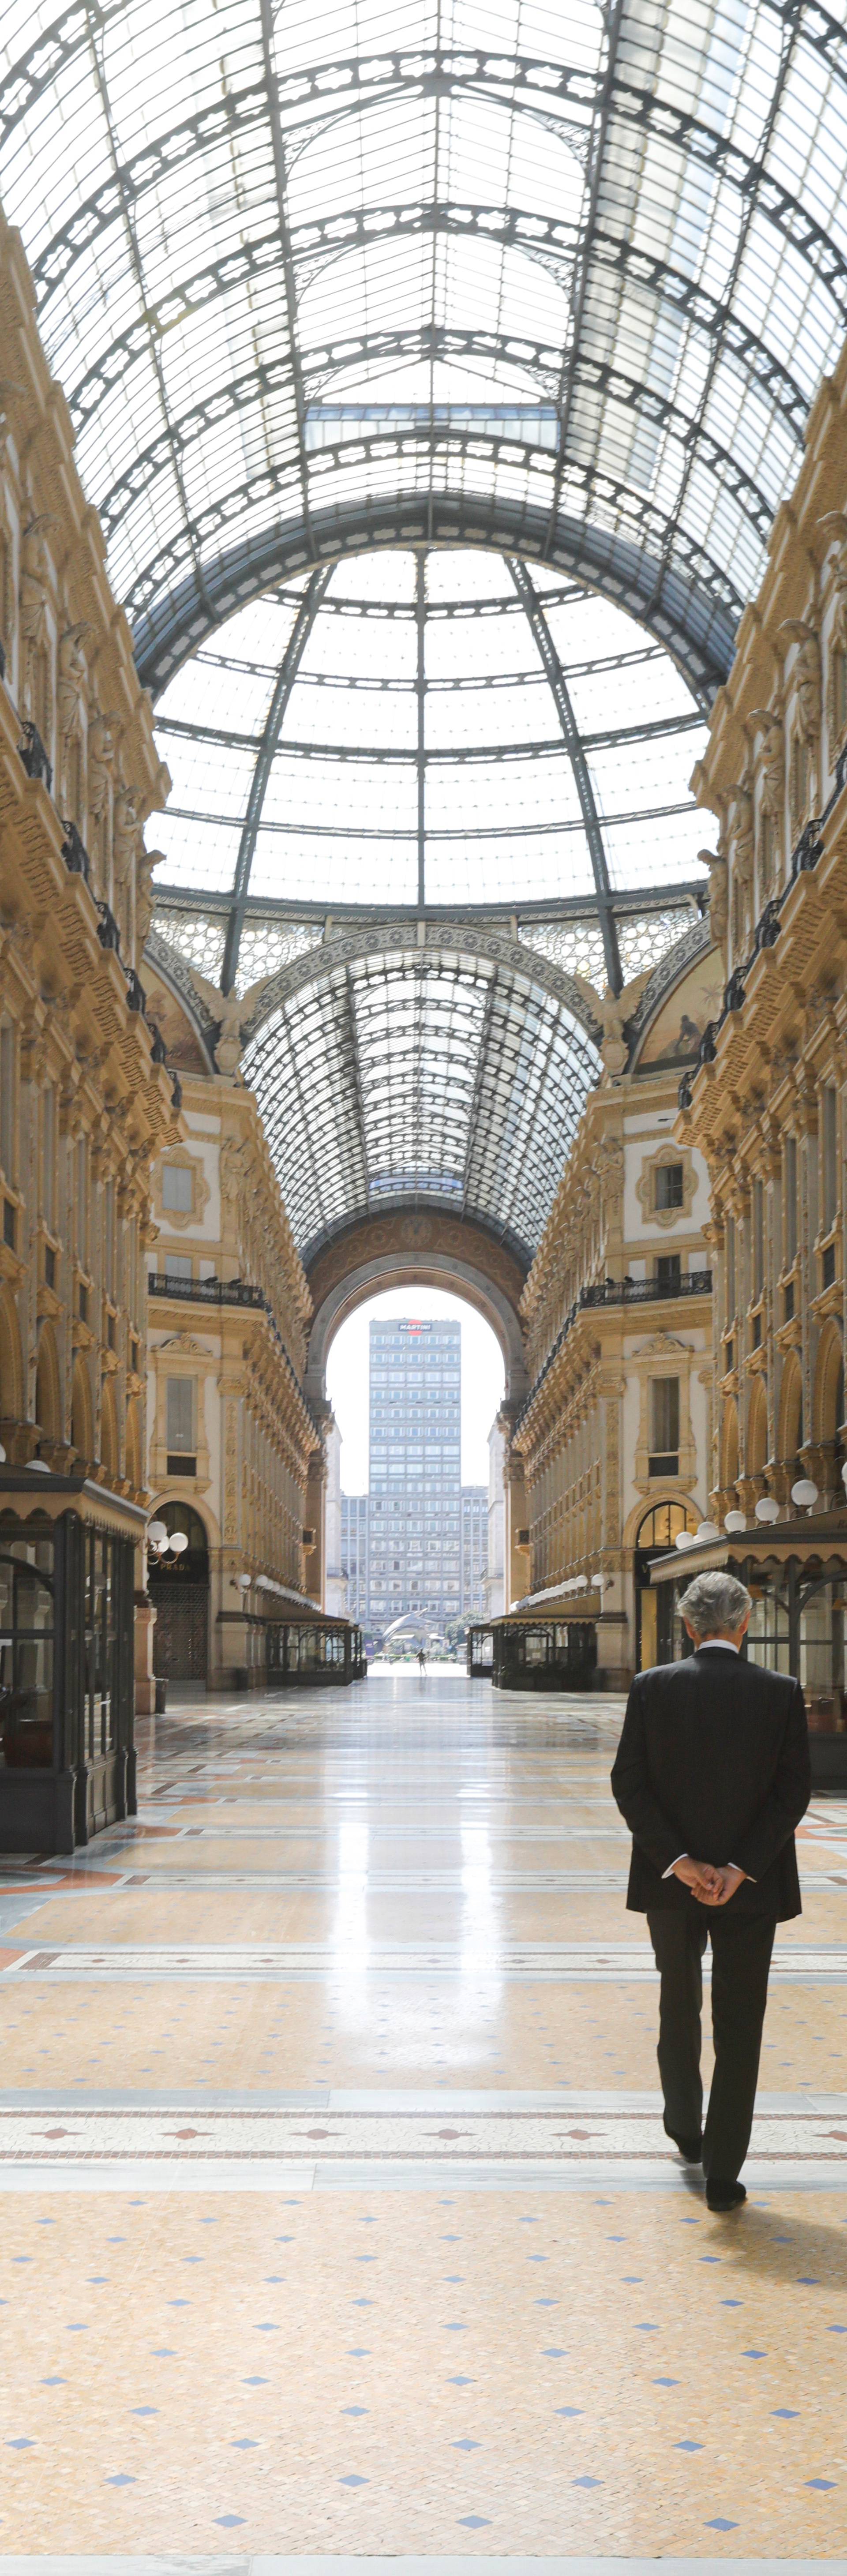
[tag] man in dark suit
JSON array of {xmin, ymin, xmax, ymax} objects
[{"xmin": 611, "ymin": 1569, "xmax": 810, "ymax": 2211}]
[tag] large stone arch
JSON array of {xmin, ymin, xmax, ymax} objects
[{"xmin": 304, "ymin": 1211, "xmax": 528, "ymax": 1408}]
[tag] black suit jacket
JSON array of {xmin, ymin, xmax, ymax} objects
[{"xmin": 611, "ymin": 1647, "xmax": 811, "ymax": 1920}]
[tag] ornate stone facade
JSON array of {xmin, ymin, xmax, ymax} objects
[
  {"xmin": 145, "ymin": 1041, "xmax": 322, "ymax": 1691},
  {"xmin": 0, "ymin": 209, "xmax": 177, "ymax": 1504},
  {"xmin": 510, "ymin": 952, "xmax": 716, "ymax": 1682},
  {"xmin": 681, "ymin": 333, "xmax": 847, "ymax": 1560}
]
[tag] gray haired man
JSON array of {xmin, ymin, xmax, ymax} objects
[{"xmin": 611, "ymin": 1570, "xmax": 810, "ymax": 2211}]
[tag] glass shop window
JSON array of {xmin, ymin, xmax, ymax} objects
[
  {"xmin": 655, "ymin": 1161, "xmax": 683, "ymax": 1213},
  {"xmin": 162, "ymin": 1162, "xmax": 193, "ymax": 1214},
  {"xmin": 84, "ymin": 1529, "xmax": 118, "ymax": 1759},
  {"xmin": 746, "ymin": 1582, "xmax": 791, "ymax": 1677},
  {"xmin": 166, "ymin": 1376, "xmax": 195, "ymax": 1455},
  {"xmin": 0, "ymin": 1532, "xmax": 54, "ymax": 1769},
  {"xmin": 823, "ymin": 1087, "xmax": 838, "ymax": 1231},
  {"xmin": 0, "ymin": 1020, "xmax": 15, "ymax": 1182}
]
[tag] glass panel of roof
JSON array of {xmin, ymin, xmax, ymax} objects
[
  {"xmin": 3, "ymin": 0, "xmax": 847, "ymax": 701},
  {"xmin": 146, "ymin": 544, "xmax": 709, "ymax": 909}
]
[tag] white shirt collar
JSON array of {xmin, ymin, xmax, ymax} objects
[{"xmin": 696, "ymin": 1638, "xmax": 739, "ymax": 1654}]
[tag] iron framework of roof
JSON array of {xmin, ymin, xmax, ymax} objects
[{"xmin": 4, "ymin": 0, "xmax": 846, "ymax": 1255}]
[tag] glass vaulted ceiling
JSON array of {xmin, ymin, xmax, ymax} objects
[
  {"xmin": 4, "ymin": 0, "xmax": 847, "ymax": 1257},
  {"xmin": 151, "ymin": 548, "xmax": 708, "ymax": 949},
  {"xmin": 2, "ymin": 0, "xmax": 847, "ymax": 708}
]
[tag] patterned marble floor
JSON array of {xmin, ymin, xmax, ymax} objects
[{"xmin": 0, "ymin": 1671, "xmax": 846, "ymax": 2565}]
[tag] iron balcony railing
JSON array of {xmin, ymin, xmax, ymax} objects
[
  {"xmin": 515, "ymin": 1268, "xmax": 712, "ymax": 1434},
  {"xmin": 148, "ymin": 1271, "xmax": 317, "ymax": 1431}
]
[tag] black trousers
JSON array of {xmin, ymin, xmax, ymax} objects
[{"xmin": 646, "ymin": 1907, "xmax": 776, "ymax": 2181}]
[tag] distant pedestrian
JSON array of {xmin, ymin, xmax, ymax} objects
[{"xmin": 417, "ymin": 1647, "xmax": 427, "ymax": 1673}]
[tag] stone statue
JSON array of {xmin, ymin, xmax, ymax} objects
[
  {"xmin": 19, "ymin": 516, "xmax": 51, "ymax": 651},
  {"xmin": 571, "ymin": 967, "xmax": 652, "ymax": 1077},
  {"xmin": 88, "ymin": 709, "xmax": 115, "ymax": 819},
  {"xmin": 57, "ymin": 623, "xmax": 88, "ymax": 739},
  {"xmin": 135, "ymin": 846, "xmax": 166, "ymax": 952},
  {"xmin": 191, "ymin": 970, "xmax": 276, "ymax": 1075},
  {"xmin": 701, "ymin": 848, "xmax": 727, "ymax": 959}
]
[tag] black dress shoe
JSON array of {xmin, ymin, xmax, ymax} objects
[
  {"xmin": 706, "ymin": 2179, "xmax": 746, "ymax": 2212},
  {"xmin": 666, "ymin": 2128, "xmax": 703, "ymax": 2163}
]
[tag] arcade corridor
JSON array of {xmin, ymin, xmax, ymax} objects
[{"xmin": 0, "ymin": 1673, "xmax": 846, "ymax": 2561}]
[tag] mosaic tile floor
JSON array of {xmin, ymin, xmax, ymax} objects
[{"xmin": 0, "ymin": 1672, "xmax": 846, "ymax": 2565}]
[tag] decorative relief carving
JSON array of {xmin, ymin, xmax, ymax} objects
[{"xmin": 635, "ymin": 1143, "xmax": 698, "ymax": 1229}]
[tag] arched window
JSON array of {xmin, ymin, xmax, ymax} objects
[{"xmin": 35, "ymin": 1325, "xmax": 60, "ymax": 1446}]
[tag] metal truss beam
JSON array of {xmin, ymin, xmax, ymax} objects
[
  {"xmin": 133, "ymin": 490, "xmax": 737, "ymax": 704},
  {"xmin": 4, "ymin": 0, "xmax": 846, "ymax": 162},
  {"xmin": 259, "ymin": 0, "xmax": 311, "ymax": 545},
  {"xmin": 508, "ymin": 557, "xmax": 622, "ymax": 996},
  {"xmin": 159, "ymin": 719, "xmax": 701, "ymax": 771},
  {"xmin": 152, "ymin": 876, "xmax": 706, "ymax": 927},
  {"xmin": 157, "ymin": 703, "xmax": 701, "ymax": 750},
  {"xmin": 98, "ymin": 356, "xmax": 778, "ymax": 559},
  {"xmin": 220, "ymin": 565, "xmax": 331, "ymax": 996},
  {"xmin": 548, "ymin": 0, "xmax": 625, "ymax": 551},
  {"xmin": 31, "ymin": 61, "xmax": 847, "ymax": 330},
  {"xmin": 65, "ymin": 226, "xmax": 808, "ymax": 452}
]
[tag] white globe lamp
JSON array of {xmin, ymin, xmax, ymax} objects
[
  {"xmin": 724, "ymin": 1510, "xmax": 747, "ymax": 1534},
  {"xmin": 169, "ymin": 1529, "xmax": 189, "ymax": 1555},
  {"xmin": 696, "ymin": 1520, "xmax": 720, "ymax": 1543},
  {"xmin": 754, "ymin": 1496, "xmax": 780, "ymax": 1524},
  {"xmin": 147, "ymin": 1519, "xmax": 167, "ymax": 1550},
  {"xmin": 791, "ymin": 1478, "xmax": 819, "ymax": 1511}
]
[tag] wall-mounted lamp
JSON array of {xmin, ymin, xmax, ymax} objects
[
  {"xmin": 723, "ymin": 1510, "xmax": 747, "ymax": 1534},
  {"xmin": 790, "ymin": 1478, "xmax": 819, "ymax": 1512},
  {"xmin": 754, "ymin": 1496, "xmax": 780, "ymax": 1524}
]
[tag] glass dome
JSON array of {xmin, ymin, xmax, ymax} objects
[{"xmin": 151, "ymin": 545, "xmax": 708, "ymax": 977}]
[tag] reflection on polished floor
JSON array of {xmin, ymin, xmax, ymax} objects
[{"xmin": 1, "ymin": 1670, "xmax": 847, "ymax": 2566}]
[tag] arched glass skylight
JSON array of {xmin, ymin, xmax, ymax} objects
[
  {"xmin": 2, "ymin": 0, "xmax": 846, "ymax": 706},
  {"xmin": 150, "ymin": 546, "xmax": 708, "ymax": 976}
]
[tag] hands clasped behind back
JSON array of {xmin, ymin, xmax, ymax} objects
[{"xmin": 671, "ymin": 1856, "xmax": 747, "ymax": 1907}]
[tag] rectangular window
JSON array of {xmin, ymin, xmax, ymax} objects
[
  {"xmin": 76, "ymin": 1136, "xmax": 87, "ymax": 1270},
  {"xmin": 823, "ymin": 1086, "xmax": 838, "ymax": 1231},
  {"xmin": 162, "ymin": 1162, "xmax": 193, "ymax": 1214},
  {"xmin": 103, "ymin": 1177, "xmax": 114, "ymax": 1299},
  {"xmin": 166, "ymin": 1377, "xmax": 195, "ymax": 1454},
  {"xmin": 42, "ymin": 1086, "xmax": 55, "ymax": 1225},
  {"xmin": 656, "ymin": 1253, "xmax": 681, "ymax": 1288},
  {"xmin": 651, "ymin": 1376, "xmax": 679, "ymax": 1455},
  {"xmin": 3, "ymin": 1197, "xmax": 15, "ymax": 1250},
  {"xmin": 655, "ymin": 1161, "xmax": 684, "ymax": 1212},
  {"xmin": 164, "ymin": 1252, "xmax": 192, "ymax": 1281},
  {"xmin": 753, "ymin": 1178, "xmax": 764, "ymax": 1300},
  {"xmin": 0, "ymin": 1020, "xmax": 14, "ymax": 1180},
  {"xmin": 784, "ymin": 1136, "xmax": 797, "ymax": 1266}
]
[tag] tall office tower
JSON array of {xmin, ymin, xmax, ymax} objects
[
  {"xmin": 341, "ymin": 1494, "xmax": 369, "ymax": 1625},
  {"xmin": 367, "ymin": 1319, "xmax": 462, "ymax": 1629},
  {"xmin": 460, "ymin": 1488, "xmax": 488, "ymax": 1617}
]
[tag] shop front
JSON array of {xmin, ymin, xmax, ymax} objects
[
  {"xmin": 0, "ymin": 1470, "xmax": 144, "ymax": 1852},
  {"xmin": 650, "ymin": 1523, "xmax": 847, "ymax": 1787},
  {"xmin": 264, "ymin": 1615, "xmax": 366, "ymax": 1686}
]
